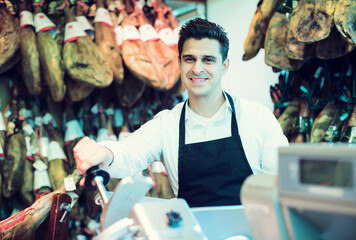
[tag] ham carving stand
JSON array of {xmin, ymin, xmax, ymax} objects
[
  {"xmin": 84, "ymin": 166, "xmax": 208, "ymax": 240},
  {"xmin": 28, "ymin": 192, "xmax": 72, "ymax": 240},
  {"xmin": 84, "ymin": 166, "xmax": 255, "ymax": 240},
  {"xmin": 29, "ymin": 189, "xmax": 79, "ymax": 240}
]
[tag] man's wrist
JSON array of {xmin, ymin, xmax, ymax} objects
[{"xmin": 100, "ymin": 147, "xmax": 114, "ymax": 169}]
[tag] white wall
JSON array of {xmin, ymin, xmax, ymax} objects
[{"xmin": 207, "ymin": 0, "xmax": 279, "ymax": 111}]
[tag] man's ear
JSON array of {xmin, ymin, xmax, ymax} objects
[{"xmin": 222, "ymin": 59, "xmax": 230, "ymax": 75}]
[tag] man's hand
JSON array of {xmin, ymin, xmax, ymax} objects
[{"xmin": 73, "ymin": 136, "xmax": 114, "ymax": 175}]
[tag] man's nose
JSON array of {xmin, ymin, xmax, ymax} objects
[{"xmin": 191, "ymin": 61, "xmax": 204, "ymax": 75}]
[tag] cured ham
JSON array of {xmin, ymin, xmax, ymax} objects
[
  {"xmin": 310, "ymin": 102, "xmax": 339, "ymax": 142},
  {"xmin": 316, "ymin": 26, "xmax": 354, "ymax": 59},
  {"xmin": 63, "ymin": 6, "xmax": 113, "ymax": 88},
  {"xmin": 243, "ymin": 0, "xmax": 283, "ymax": 61},
  {"xmin": 0, "ymin": 188, "xmax": 65, "ymax": 240},
  {"xmin": 18, "ymin": 0, "xmax": 42, "ymax": 95},
  {"xmin": 2, "ymin": 85, "xmax": 27, "ymax": 199},
  {"xmin": 289, "ymin": 0, "xmax": 338, "ymax": 43},
  {"xmin": 136, "ymin": 5, "xmax": 179, "ymax": 91},
  {"xmin": 115, "ymin": 68, "xmax": 146, "ymax": 107},
  {"xmin": 0, "ymin": 2, "xmax": 20, "ymax": 73},
  {"xmin": 285, "ymin": 26, "xmax": 316, "ymax": 60},
  {"xmin": 290, "ymin": 99, "xmax": 311, "ymax": 143},
  {"xmin": 278, "ymin": 100, "xmax": 299, "ymax": 138},
  {"xmin": 264, "ymin": 12, "xmax": 304, "ymax": 71},
  {"xmin": 334, "ymin": 0, "xmax": 356, "ymax": 46},
  {"xmin": 35, "ymin": 4, "xmax": 66, "ymax": 102},
  {"xmin": 121, "ymin": 8, "xmax": 156, "ymax": 85},
  {"xmin": 94, "ymin": 0, "xmax": 124, "ymax": 84}
]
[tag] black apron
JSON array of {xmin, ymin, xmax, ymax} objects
[{"xmin": 177, "ymin": 93, "xmax": 253, "ymax": 207}]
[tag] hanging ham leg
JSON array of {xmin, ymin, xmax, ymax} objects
[
  {"xmin": 115, "ymin": 67, "xmax": 146, "ymax": 107},
  {"xmin": 278, "ymin": 100, "xmax": 300, "ymax": 139},
  {"xmin": 316, "ymin": 26, "xmax": 354, "ymax": 59},
  {"xmin": 136, "ymin": 6, "xmax": 179, "ymax": 91},
  {"xmin": 290, "ymin": 0, "xmax": 338, "ymax": 43},
  {"xmin": 310, "ymin": 103, "xmax": 339, "ymax": 143},
  {"xmin": 243, "ymin": 0, "xmax": 283, "ymax": 61},
  {"xmin": 243, "ymin": 5, "xmax": 266, "ymax": 61},
  {"xmin": 159, "ymin": 3, "xmax": 186, "ymax": 96},
  {"xmin": 285, "ymin": 26, "xmax": 317, "ymax": 60},
  {"xmin": 63, "ymin": 5, "xmax": 113, "ymax": 88},
  {"xmin": 94, "ymin": 0, "xmax": 124, "ymax": 84},
  {"xmin": 0, "ymin": 2, "xmax": 20, "ymax": 72},
  {"xmin": 120, "ymin": 8, "xmax": 157, "ymax": 85},
  {"xmin": 346, "ymin": 3, "xmax": 356, "ymax": 45},
  {"xmin": 334, "ymin": 0, "xmax": 355, "ymax": 45},
  {"xmin": 265, "ymin": 12, "xmax": 304, "ymax": 71},
  {"xmin": 0, "ymin": 187, "xmax": 65, "ymax": 240},
  {"xmin": 18, "ymin": 0, "xmax": 42, "ymax": 95},
  {"xmin": 35, "ymin": 4, "xmax": 66, "ymax": 102}
]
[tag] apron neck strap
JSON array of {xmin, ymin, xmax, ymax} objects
[
  {"xmin": 179, "ymin": 92, "xmax": 239, "ymax": 147},
  {"xmin": 224, "ymin": 92, "xmax": 238, "ymax": 136}
]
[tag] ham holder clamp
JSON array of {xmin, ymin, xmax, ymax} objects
[{"xmin": 28, "ymin": 192, "xmax": 73, "ymax": 240}]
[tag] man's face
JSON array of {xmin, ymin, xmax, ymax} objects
[{"xmin": 180, "ymin": 38, "xmax": 229, "ymax": 99}]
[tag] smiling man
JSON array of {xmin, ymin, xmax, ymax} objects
[{"xmin": 74, "ymin": 18, "xmax": 288, "ymax": 207}]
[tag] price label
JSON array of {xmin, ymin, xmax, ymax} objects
[
  {"xmin": 33, "ymin": 160, "xmax": 48, "ymax": 171},
  {"xmin": 40, "ymin": 136, "xmax": 49, "ymax": 158},
  {"xmin": 64, "ymin": 177, "xmax": 77, "ymax": 192}
]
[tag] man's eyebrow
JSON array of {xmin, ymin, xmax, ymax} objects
[
  {"xmin": 203, "ymin": 55, "xmax": 217, "ymax": 59},
  {"xmin": 182, "ymin": 54, "xmax": 195, "ymax": 58},
  {"xmin": 182, "ymin": 54, "xmax": 217, "ymax": 59}
]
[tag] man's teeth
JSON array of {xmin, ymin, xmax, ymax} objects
[{"xmin": 191, "ymin": 78, "xmax": 206, "ymax": 82}]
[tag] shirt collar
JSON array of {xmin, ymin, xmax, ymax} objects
[{"xmin": 184, "ymin": 92, "xmax": 234, "ymax": 126}]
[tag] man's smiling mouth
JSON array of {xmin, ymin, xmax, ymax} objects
[{"xmin": 190, "ymin": 78, "xmax": 208, "ymax": 83}]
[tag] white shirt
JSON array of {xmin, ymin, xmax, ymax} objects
[{"xmin": 100, "ymin": 93, "xmax": 289, "ymax": 196}]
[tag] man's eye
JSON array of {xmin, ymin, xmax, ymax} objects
[
  {"xmin": 184, "ymin": 58, "xmax": 195, "ymax": 62},
  {"xmin": 204, "ymin": 58, "xmax": 215, "ymax": 63}
]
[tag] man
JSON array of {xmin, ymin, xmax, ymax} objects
[{"xmin": 74, "ymin": 18, "xmax": 288, "ymax": 207}]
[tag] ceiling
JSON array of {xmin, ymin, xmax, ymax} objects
[
  {"xmin": 164, "ymin": 0, "xmax": 206, "ymax": 21},
  {"xmin": 165, "ymin": 0, "xmax": 206, "ymax": 10}
]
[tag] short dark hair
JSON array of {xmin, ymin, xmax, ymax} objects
[{"xmin": 178, "ymin": 18, "xmax": 229, "ymax": 62}]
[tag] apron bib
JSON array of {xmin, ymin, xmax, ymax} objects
[{"xmin": 177, "ymin": 93, "xmax": 253, "ymax": 207}]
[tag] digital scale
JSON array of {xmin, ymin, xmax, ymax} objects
[{"xmin": 241, "ymin": 143, "xmax": 356, "ymax": 240}]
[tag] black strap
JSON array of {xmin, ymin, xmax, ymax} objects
[{"xmin": 179, "ymin": 92, "xmax": 239, "ymax": 148}]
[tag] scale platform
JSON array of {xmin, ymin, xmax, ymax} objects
[{"xmin": 191, "ymin": 205, "xmax": 253, "ymax": 240}]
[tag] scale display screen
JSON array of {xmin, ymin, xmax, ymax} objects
[{"xmin": 300, "ymin": 159, "xmax": 353, "ymax": 188}]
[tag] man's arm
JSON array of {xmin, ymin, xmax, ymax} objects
[
  {"xmin": 74, "ymin": 136, "xmax": 114, "ymax": 175},
  {"xmin": 74, "ymin": 114, "xmax": 164, "ymax": 178}
]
